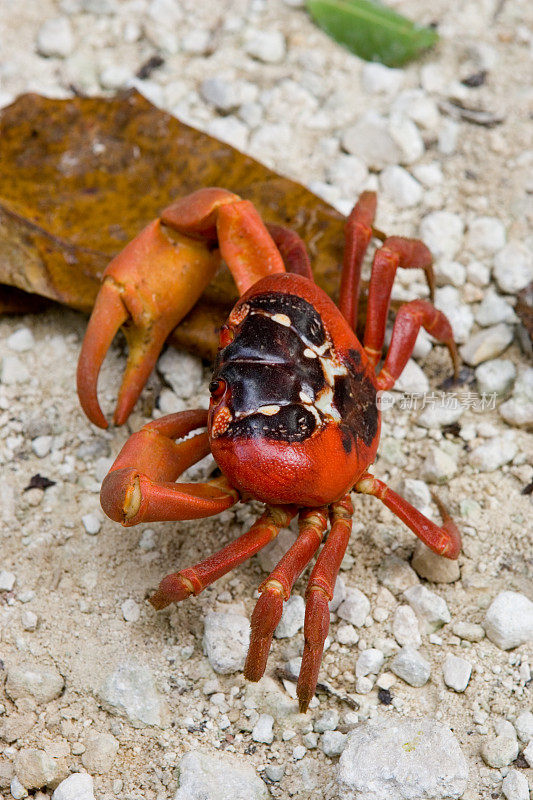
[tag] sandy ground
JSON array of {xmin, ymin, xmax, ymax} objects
[{"xmin": 0, "ymin": 0, "xmax": 532, "ymax": 798}]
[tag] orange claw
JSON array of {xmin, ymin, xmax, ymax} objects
[{"xmin": 77, "ymin": 218, "xmax": 220, "ymax": 428}]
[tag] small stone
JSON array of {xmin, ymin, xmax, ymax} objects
[
  {"xmin": 501, "ymin": 769, "xmax": 530, "ymax": 800},
  {"xmin": 499, "ymin": 367, "xmax": 533, "ymax": 428},
  {"xmin": 434, "ymin": 286, "xmax": 474, "ymax": 343},
  {"xmin": 393, "ymin": 605, "xmax": 422, "ymax": 649},
  {"xmin": 435, "ymin": 260, "xmax": 466, "ymax": 288},
  {"xmin": 81, "ymin": 733, "xmax": 118, "ymax": 774},
  {"xmin": 10, "ymin": 777, "xmax": 27, "ymax": 799},
  {"xmin": 258, "ymin": 529, "xmax": 296, "ymax": 573},
  {"xmin": 362, "ymin": 62, "xmax": 403, "ymax": 93},
  {"xmin": 97, "ymin": 660, "xmax": 167, "ymax": 727},
  {"xmin": 178, "ymin": 749, "xmax": 270, "ymax": 799},
  {"xmin": 292, "ymin": 745, "xmax": 306, "ymax": 760},
  {"xmin": 484, "ymin": 591, "xmax": 533, "ymax": 650},
  {"xmin": 209, "ymin": 117, "xmax": 249, "ymax": 150},
  {"xmin": 515, "ymin": 711, "xmax": 533, "ymax": 743},
  {"xmin": 495, "ymin": 719, "xmax": 517, "ymax": 740},
  {"xmin": 274, "ymin": 595, "xmax": 304, "ymax": 638},
  {"xmin": 138, "ymin": 529, "xmax": 156, "ymax": 550},
  {"xmin": 337, "ymin": 717, "xmax": 468, "ymax": 799},
  {"xmin": 404, "ymin": 584, "xmax": 451, "ymax": 632},
  {"xmin": 389, "ymin": 115, "xmax": 425, "ymax": 165},
  {"xmin": 15, "ymin": 749, "xmax": 59, "ymax": 790},
  {"xmin": 480, "ymin": 735, "xmax": 519, "ymax": 768},
  {"xmin": 7, "ymin": 328, "xmax": 34, "ymax": 352},
  {"xmin": 6, "ymin": 663, "xmax": 64, "ymax": 705},
  {"xmin": 203, "ymin": 612, "xmax": 250, "ymax": 673},
  {"xmin": 356, "ymin": 649, "xmax": 385, "ymax": 677},
  {"xmin": 466, "ymin": 217, "xmax": 506, "ymax": 255},
  {"xmin": 336, "ymin": 624, "xmax": 359, "ymax": 645},
  {"xmin": 461, "ymin": 323, "xmax": 514, "ymax": 365},
  {"xmin": 391, "ymin": 646, "xmax": 431, "ymax": 686},
  {"xmin": 252, "ymin": 714, "xmax": 274, "ymax": 744},
  {"xmin": 401, "ymin": 479, "xmax": 431, "ymax": 511},
  {"xmin": 413, "ymin": 162, "xmax": 443, "ymax": 188},
  {"xmin": 36, "ymin": 17, "xmax": 74, "ymax": 58},
  {"xmin": 420, "ymin": 211, "xmax": 464, "ymax": 260},
  {"xmin": 329, "ymin": 575, "xmax": 347, "ymax": 612},
  {"xmin": 157, "ymin": 349, "xmax": 203, "ymax": 399},
  {"xmin": 475, "ymin": 358, "xmax": 516, "ymax": 396},
  {"xmin": 244, "ymin": 29, "xmax": 286, "ymax": 63},
  {"xmin": 342, "ymin": 113, "xmax": 400, "ymax": 171},
  {"xmin": 417, "ymin": 398, "xmax": 464, "ymax": 429},
  {"xmin": 320, "ymin": 730, "xmax": 347, "ymax": 758},
  {"xmin": 326, "ymin": 154, "xmax": 368, "ymax": 197},
  {"xmin": 200, "ymin": 77, "xmax": 239, "ymax": 112},
  {"xmin": 314, "ymin": 709, "xmax": 339, "ymax": 733},
  {"xmin": 0, "ymin": 757, "xmax": 14, "ymax": 789},
  {"xmin": 466, "ymin": 260, "xmax": 490, "ymax": 286},
  {"xmin": 380, "ymin": 166, "xmax": 422, "ymax": 208},
  {"xmin": 182, "ymin": 29, "xmax": 211, "ymax": 54},
  {"xmin": 303, "ymin": 731, "xmax": 318, "ymax": 748},
  {"xmin": 422, "ymin": 446, "xmax": 457, "ymax": 484},
  {"xmin": 82, "ymin": 513, "xmax": 102, "ymax": 535},
  {"xmin": 468, "ymin": 431, "xmax": 517, "ymax": 471},
  {"xmin": 438, "ymin": 119, "xmax": 459, "ymax": 155},
  {"xmin": 31, "ymin": 435, "xmax": 53, "ymax": 458},
  {"xmin": 475, "ymin": 288, "xmax": 517, "ymax": 326},
  {"xmin": 1, "ymin": 355, "xmax": 30, "ymax": 384},
  {"xmin": 121, "ymin": 599, "xmax": 140, "ymax": 622},
  {"xmin": 264, "ymin": 764, "xmax": 284, "ymax": 782},
  {"xmin": 0, "ymin": 710, "xmax": 37, "ymax": 743},
  {"xmin": 452, "ymin": 622, "xmax": 485, "ymax": 642},
  {"xmin": 442, "ymin": 653, "xmax": 472, "ymax": 692},
  {"xmin": 356, "ymin": 676, "xmax": 374, "ymax": 694},
  {"xmin": 493, "ymin": 242, "xmax": 533, "ymax": 293},
  {"xmin": 21, "ymin": 610, "xmax": 38, "ymax": 631},
  {"xmin": 99, "ymin": 65, "xmax": 131, "ymax": 90},
  {"xmin": 52, "ymin": 773, "xmax": 95, "ymax": 800},
  {"xmin": 523, "ymin": 740, "xmax": 533, "ymax": 767},
  {"xmin": 392, "ymin": 359, "xmax": 429, "ymax": 394},
  {"xmin": 378, "ymin": 555, "xmax": 419, "ymax": 595},
  {"xmin": 411, "ymin": 541, "xmax": 460, "ymax": 583},
  {"xmin": 337, "ymin": 587, "xmax": 371, "ymax": 627},
  {"xmin": 0, "ymin": 570, "xmax": 16, "ymax": 591}
]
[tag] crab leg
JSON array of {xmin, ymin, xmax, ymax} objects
[
  {"xmin": 150, "ymin": 505, "xmax": 297, "ymax": 610},
  {"xmin": 297, "ymin": 495, "xmax": 354, "ymax": 712},
  {"xmin": 77, "ymin": 188, "xmax": 285, "ymax": 428},
  {"xmin": 100, "ymin": 410, "xmax": 239, "ymax": 526},
  {"xmin": 356, "ymin": 473, "xmax": 461, "ymax": 559},
  {"xmin": 363, "ymin": 237, "xmax": 436, "ymax": 368},
  {"xmin": 375, "ymin": 298, "xmax": 459, "ymax": 390},
  {"xmin": 266, "ymin": 223, "xmax": 313, "ymax": 279},
  {"xmin": 338, "ymin": 192, "xmax": 377, "ymax": 331},
  {"xmin": 244, "ymin": 507, "xmax": 328, "ymax": 683}
]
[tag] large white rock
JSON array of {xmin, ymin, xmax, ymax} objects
[
  {"xmin": 174, "ymin": 750, "xmax": 269, "ymax": 800},
  {"xmin": 484, "ymin": 592, "xmax": 533, "ymax": 650},
  {"xmin": 336, "ymin": 717, "xmax": 468, "ymax": 799},
  {"xmin": 52, "ymin": 774, "xmax": 94, "ymax": 800}
]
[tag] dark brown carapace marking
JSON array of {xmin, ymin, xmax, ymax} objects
[{"xmin": 210, "ymin": 291, "xmax": 377, "ymax": 449}]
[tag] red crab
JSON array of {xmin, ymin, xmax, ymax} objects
[{"xmin": 77, "ymin": 188, "xmax": 461, "ymax": 712}]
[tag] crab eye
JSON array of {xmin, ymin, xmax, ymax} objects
[{"xmin": 209, "ymin": 378, "xmax": 226, "ymax": 399}]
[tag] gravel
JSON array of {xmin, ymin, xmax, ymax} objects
[
  {"xmin": 483, "ymin": 591, "xmax": 533, "ymax": 649},
  {"xmin": 203, "ymin": 611, "xmax": 250, "ymax": 673},
  {"xmin": 466, "ymin": 216, "xmax": 506, "ymax": 255},
  {"xmin": 97, "ymin": 660, "xmax": 168, "ymax": 727},
  {"xmin": 251, "ymin": 714, "xmax": 274, "ymax": 744},
  {"xmin": 442, "ymin": 653, "xmax": 472, "ymax": 692},
  {"xmin": 337, "ymin": 587, "xmax": 371, "ymax": 627},
  {"xmin": 320, "ymin": 730, "xmax": 347, "ymax": 757},
  {"xmin": 36, "ymin": 17, "xmax": 75, "ymax": 58},
  {"xmin": 392, "ymin": 605, "xmax": 422, "ymax": 649},
  {"xmin": 403, "ymin": 585, "xmax": 451, "ymax": 632},
  {"xmin": 314, "ymin": 709, "xmax": 339, "ymax": 733},
  {"xmin": 391, "ymin": 646, "xmax": 431, "ymax": 687},
  {"xmin": 52, "ymin": 774, "xmax": 95, "ymax": 800},
  {"xmin": 174, "ymin": 750, "xmax": 269, "ymax": 800},
  {"xmin": 342, "ymin": 112, "xmax": 400, "ymax": 170},
  {"xmin": 355, "ymin": 648, "xmax": 385, "ymax": 677},
  {"xmin": 336, "ymin": 717, "xmax": 468, "ymax": 799}
]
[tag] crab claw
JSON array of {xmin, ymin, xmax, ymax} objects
[{"xmin": 77, "ymin": 219, "xmax": 220, "ymax": 428}]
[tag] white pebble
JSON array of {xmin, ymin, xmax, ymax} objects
[
  {"xmin": 417, "ymin": 397, "xmax": 464, "ymax": 429},
  {"xmin": 337, "ymin": 588, "xmax": 371, "ymax": 628},
  {"xmin": 484, "ymin": 591, "xmax": 533, "ymax": 650},
  {"xmin": 393, "ymin": 605, "xmax": 422, "ymax": 649},
  {"xmin": 391, "ymin": 646, "xmax": 431, "ymax": 687},
  {"xmin": 252, "ymin": 713, "xmax": 274, "ymax": 744},
  {"xmin": 420, "ymin": 211, "xmax": 464, "ymax": 260},
  {"xmin": 7, "ymin": 328, "xmax": 34, "ymax": 352},
  {"xmin": 468, "ymin": 431, "xmax": 517, "ymax": 471},
  {"xmin": 181, "ymin": 29, "xmax": 211, "ymax": 54},
  {"xmin": 493, "ymin": 242, "xmax": 533, "ymax": 293},
  {"xmin": 326, "ymin": 154, "xmax": 368, "ymax": 197},
  {"xmin": 388, "ymin": 115, "xmax": 425, "ymax": 165},
  {"xmin": 121, "ymin": 599, "xmax": 140, "ymax": 622},
  {"xmin": 392, "ymin": 359, "xmax": 429, "ymax": 394},
  {"xmin": 380, "ymin": 166, "xmax": 422, "ymax": 208},
  {"xmin": 404, "ymin": 584, "xmax": 451, "ymax": 632},
  {"xmin": 10, "ymin": 777, "xmax": 27, "ymax": 799},
  {"xmin": 438, "ymin": 119, "xmax": 459, "ymax": 155},
  {"xmin": 443, "ymin": 653, "xmax": 472, "ymax": 692},
  {"xmin": 203, "ymin": 612, "xmax": 250, "ymax": 673},
  {"xmin": 31, "ymin": 435, "xmax": 53, "ymax": 458},
  {"xmin": 466, "ymin": 260, "xmax": 490, "ymax": 286},
  {"xmin": 466, "ymin": 216, "xmax": 506, "ymax": 255},
  {"xmin": 1, "ymin": 355, "xmax": 30, "ymax": 384},
  {"xmin": 356, "ymin": 648, "xmax": 385, "ymax": 677},
  {"xmin": 292, "ymin": 745, "xmax": 306, "ymax": 760},
  {"xmin": 476, "ymin": 288, "xmax": 517, "ymax": 326},
  {"xmin": 475, "ymin": 358, "xmax": 516, "ymax": 396},
  {"xmin": 452, "ymin": 622, "xmax": 485, "ymax": 642},
  {"xmin": 21, "ymin": 611, "xmax": 38, "ymax": 631},
  {"xmin": 362, "ymin": 62, "xmax": 403, "ymax": 94},
  {"xmin": 274, "ymin": 595, "xmax": 305, "ymax": 638},
  {"xmin": 36, "ymin": 16, "xmax": 75, "ymax": 58},
  {"xmin": 460, "ymin": 323, "xmax": 513, "ymax": 366},
  {"xmin": 52, "ymin": 771, "xmax": 99, "ymax": 800},
  {"xmin": 422, "ymin": 446, "xmax": 458, "ymax": 484},
  {"xmin": 413, "ymin": 162, "xmax": 443, "ymax": 188},
  {"xmin": 342, "ymin": 113, "xmax": 400, "ymax": 171},
  {"xmin": 207, "ymin": 116, "xmax": 249, "ymax": 151},
  {"xmin": 82, "ymin": 513, "xmax": 102, "ymax": 535},
  {"xmin": 523, "ymin": 740, "xmax": 533, "ymax": 767},
  {"xmin": 515, "ymin": 711, "xmax": 533, "ymax": 743},
  {"xmin": 0, "ymin": 570, "xmax": 16, "ymax": 591},
  {"xmin": 435, "ymin": 286, "xmax": 474, "ymax": 343},
  {"xmin": 499, "ymin": 367, "xmax": 533, "ymax": 428},
  {"xmin": 99, "ymin": 65, "xmax": 131, "ymax": 90},
  {"xmin": 138, "ymin": 529, "xmax": 156, "ymax": 551},
  {"xmin": 336, "ymin": 624, "xmax": 359, "ymax": 646},
  {"xmin": 157, "ymin": 349, "xmax": 203, "ymax": 400},
  {"xmin": 244, "ymin": 29, "xmax": 286, "ymax": 63},
  {"xmin": 314, "ymin": 709, "xmax": 339, "ymax": 733},
  {"xmin": 481, "ymin": 735, "xmax": 519, "ymax": 768},
  {"xmin": 321, "ymin": 731, "xmax": 347, "ymax": 757},
  {"xmin": 501, "ymin": 769, "xmax": 530, "ymax": 800}
]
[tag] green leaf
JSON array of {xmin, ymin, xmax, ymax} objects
[{"xmin": 306, "ymin": 0, "xmax": 438, "ymax": 67}]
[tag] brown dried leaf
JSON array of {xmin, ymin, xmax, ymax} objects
[{"xmin": 0, "ymin": 90, "xmax": 346, "ymax": 358}]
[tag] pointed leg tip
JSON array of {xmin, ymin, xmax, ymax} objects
[
  {"xmin": 298, "ymin": 695, "xmax": 311, "ymax": 714},
  {"xmin": 149, "ymin": 589, "xmax": 172, "ymax": 611}
]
